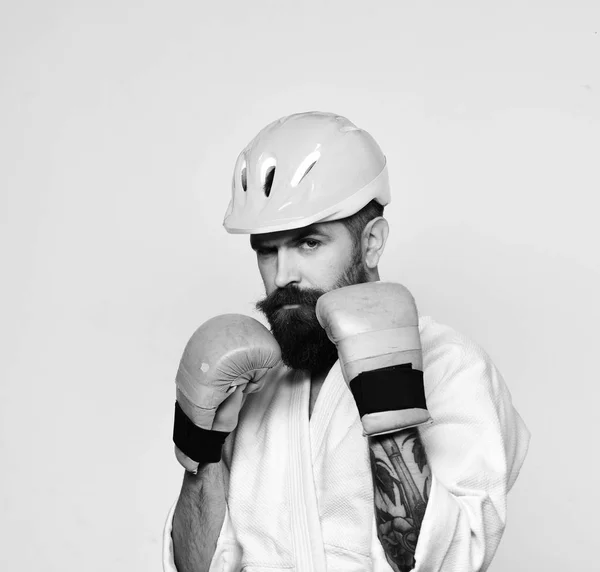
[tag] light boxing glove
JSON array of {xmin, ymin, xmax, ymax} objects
[
  {"xmin": 173, "ymin": 314, "xmax": 282, "ymax": 472},
  {"xmin": 315, "ymin": 282, "xmax": 431, "ymax": 436}
]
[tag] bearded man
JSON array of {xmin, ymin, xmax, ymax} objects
[{"xmin": 163, "ymin": 112, "xmax": 530, "ymax": 572}]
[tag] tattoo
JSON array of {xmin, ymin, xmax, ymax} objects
[{"xmin": 370, "ymin": 429, "xmax": 431, "ymax": 572}]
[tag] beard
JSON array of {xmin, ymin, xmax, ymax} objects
[{"xmin": 255, "ymin": 245, "xmax": 369, "ymax": 373}]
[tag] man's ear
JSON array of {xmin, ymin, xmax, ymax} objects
[{"xmin": 362, "ymin": 217, "xmax": 389, "ymax": 269}]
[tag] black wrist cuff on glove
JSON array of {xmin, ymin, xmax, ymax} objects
[
  {"xmin": 173, "ymin": 401, "xmax": 229, "ymax": 464},
  {"xmin": 349, "ymin": 363, "xmax": 427, "ymax": 418}
]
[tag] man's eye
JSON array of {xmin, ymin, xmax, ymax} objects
[{"xmin": 300, "ymin": 239, "xmax": 320, "ymax": 249}]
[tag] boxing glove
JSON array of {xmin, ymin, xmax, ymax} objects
[
  {"xmin": 315, "ymin": 282, "xmax": 431, "ymax": 436},
  {"xmin": 173, "ymin": 314, "xmax": 282, "ymax": 472}
]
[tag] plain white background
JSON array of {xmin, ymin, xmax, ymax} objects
[{"xmin": 1, "ymin": 1, "xmax": 598, "ymax": 570}]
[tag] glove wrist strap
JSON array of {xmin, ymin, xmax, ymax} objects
[
  {"xmin": 173, "ymin": 401, "xmax": 228, "ymax": 464},
  {"xmin": 349, "ymin": 363, "xmax": 427, "ymax": 418}
]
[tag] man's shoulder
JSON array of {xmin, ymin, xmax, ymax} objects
[
  {"xmin": 417, "ymin": 315, "xmax": 499, "ymax": 392},
  {"xmin": 418, "ymin": 315, "xmax": 485, "ymax": 356}
]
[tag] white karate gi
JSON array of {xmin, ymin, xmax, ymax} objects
[{"xmin": 163, "ymin": 316, "xmax": 530, "ymax": 571}]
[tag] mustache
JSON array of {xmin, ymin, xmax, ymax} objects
[{"xmin": 255, "ymin": 285, "xmax": 325, "ymax": 315}]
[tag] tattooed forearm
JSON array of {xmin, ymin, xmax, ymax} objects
[{"xmin": 369, "ymin": 428, "xmax": 431, "ymax": 572}]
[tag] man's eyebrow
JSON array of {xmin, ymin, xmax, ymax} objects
[
  {"xmin": 250, "ymin": 226, "xmax": 329, "ymax": 250},
  {"xmin": 294, "ymin": 227, "xmax": 329, "ymax": 241}
]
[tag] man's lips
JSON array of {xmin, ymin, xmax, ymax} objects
[{"xmin": 281, "ymin": 304, "xmax": 302, "ymax": 310}]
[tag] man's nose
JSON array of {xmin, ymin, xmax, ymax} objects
[{"xmin": 274, "ymin": 249, "xmax": 300, "ymax": 289}]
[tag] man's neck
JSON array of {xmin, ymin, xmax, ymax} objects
[{"xmin": 311, "ymin": 366, "xmax": 331, "ymax": 388}]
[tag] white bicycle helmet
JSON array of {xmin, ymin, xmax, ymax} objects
[{"xmin": 223, "ymin": 112, "xmax": 390, "ymax": 234}]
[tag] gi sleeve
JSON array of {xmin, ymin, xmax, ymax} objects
[{"xmin": 412, "ymin": 332, "xmax": 530, "ymax": 572}]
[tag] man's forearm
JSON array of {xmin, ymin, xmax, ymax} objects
[
  {"xmin": 172, "ymin": 461, "xmax": 226, "ymax": 572},
  {"xmin": 369, "ymin": 428, "xmax": 431, "ymax": 572}
]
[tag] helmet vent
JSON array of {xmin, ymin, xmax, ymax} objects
[
  {"xmin": 297, "ymin": 160, "xmax": 317, "ymax": 186},
  {"xmin": 291, "ymin": 150, "xmax": 321, "ymax": 187},
  {"xmin": 241, "ymin": 164, "xmax": 247, "ymax": 192},
  {"xmin": 264, "ymin": 166, "xmax": 275, "ymax": 197}
]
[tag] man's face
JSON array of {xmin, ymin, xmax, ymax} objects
[{"xmin": 253, "ymin": 221, "xmax": 368, "ymax": 372}]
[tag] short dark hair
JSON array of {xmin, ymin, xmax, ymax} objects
[{"xmin": 339, "ymin": 199, "xmax": 384, "ymax": 248}]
